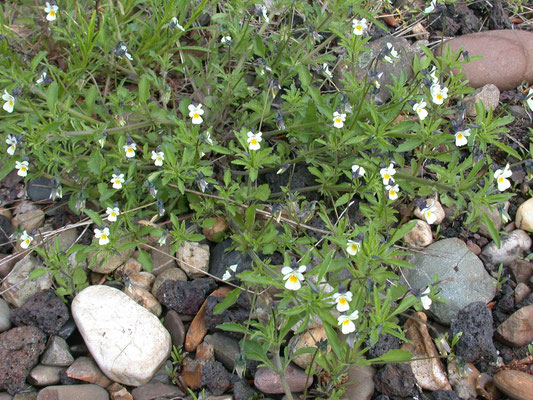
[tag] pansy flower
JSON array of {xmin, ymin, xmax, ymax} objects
[
  {"xmin": 111, "ymin": 173, "xmax": 125, "ymax": 189},
  {"xmin": 247, "ymin": 131, "xmax": 262, "ymax": 151},
  {"xmin": 333, "ymin": 111, "xmax": 346, "ymax": 129},
  {"xmin": 94, "ymin": 227, "xmax": 110, "ymax": 245},
  {"xmin": 455, "ymin": 128, "xmax": 470, "ymax": 147},
  {"xmin": 2, "ymin": 90, "xmax": 15, "ymax": 113},
  {"xmin": 222, "ymin": 264, "xmax": 238, "ymax": 281},
  {"xmin": 413, "ymin": 100, "xmax": 428, "ymax": 120},
  {"xmin": 281, "ymin": 265, "xmax": 306, "ymax": 291},
  {"xmin": 332, "ymin": 291, "xmax": 353, "ymax": 312},
  {"xmin": 170, "ymin": 17, "xmax": 185, "ymax": 31},
  {"xmin": 352, "ymin": 18, "xmax": 368, "ymax": 35},
  {"xmin": 322, "ymin": 63, "xmax": 333, "ymax": 79},
  {"xmin": 123, "ymin": 142, "xmax": 137, "ymax": 158},
  {"xmin": 221, "ymin": 36, "xmax": 232, "ymax": 45},
  {"xmin": 106, "ymin": 207, "xmax": 120, "ymax": 222},
  {"xmin": 386, "ymin": 183, "xmax": 400, "ymax": 200},
  {"xmin": 494, "ymin": 164, "xmax": 512, "ymax": 191},
  {"xmin": 430, "ymin": 83, "xmax": 448, "ymax": 105},
  {"xmin": 44, "ymin": 2, "xmax": 58, "ymax": 21},
  {"xmin": 351, "ymin": 164, "xmax": 365, "ymax": 179},
  {"xmin": 15, "ymin": 160, "xmax": 29, "ymax": 177},
  {"xmin": 151, "ymin": 150, "xmax": 164, "ymax": 166},
  {"xmin": 383, "ymin": 43, "xmax": 399, "ymax": 64},
  {"xmin": 421, "ymin": 201, "xmax": 438, "ymax": 224},
  {"xmin": 20, "ymin": 230, "xmax": 33, "ymax": 249},
  {"xmin": 380, "ymin": 163, "xmax": 396, "ymax": 185},
  {"xmin": 420, "ymin": 287, "xmax": 432, "ymax": 310},
  {"xmin": 6, "ymin": 134, "xmax": 16, "ymax": 156},
  {"xmin": 188, "ymin": 103, "xmax": 204, "ymax": 125},
  {"xmin": 337, "ymin": 310, "xmax": 359, "ymax": 334},
  {"xmin": 346, "ymin": 239, "xmax": 361, "ymax": 256}
]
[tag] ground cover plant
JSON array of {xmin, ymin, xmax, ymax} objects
[{"xmin": 1, "ymin": 0, "xmax": 532, "ymax": 399}]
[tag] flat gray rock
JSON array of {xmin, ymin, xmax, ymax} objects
[{"xmin": 403, "ymin": 238, "xmax": 497, "ymax": 324}]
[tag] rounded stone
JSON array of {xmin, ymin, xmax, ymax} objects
[
  {"xmin": 27, "ymin": 365, "xmax": 63, "ymax": 386},
  {"xmin": 495, "ymin": 305, "xmax": 533, "ymax": 347},
  {"xmin": 288, "ymin": 326, "xmax": 328, "ymax": 369},
  {"xmin": 36, "ymin": 384, "xmax": 109, "ymax": 400},
  {"xmin": 515, "ymin": 198, "xmax": 533, "ymax": 233},
  {"xmin": 151, "ymin": 267, "xmax": 187, "ymax": 297},
  {"xmin": 464, "ymin": 84, "xmax": 500, "ymax": 117},
  {"xmin": 481, "ymin": 230, "xmax": 532, "ymax": 267},
  {"xmin": 71, "ymin": 285, "xmax": 171, "ymax": 386},
  {"xmin": 403, "ymin": 219, "xmax": 433, "ymax": 248},
  {"xmin": 0, "ymin": 299, "xmax": 11, "ymax": 333},
  {"xmin": 176, "ymin": 241, "xmax": 210, "ymax": 279},
  {"xmin": 494, "ymin": 370, "xmax": 533, "ymax": 400}
]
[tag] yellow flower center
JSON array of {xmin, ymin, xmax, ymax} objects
[
  {"xmin": 436, "ymin": 94, "xmax": 442, "ymax": 100},
  {"xmin": 101, "ymin": 234, "xmax": 107, "ymax": 240},
  {"xmin": 418, "ymin": 108, "xmax": 423, "ymax": 112},
  {"xmin": 289, "ymin": 275, "xmax": 298, "ymax": 283},
  {"xmin": 339, "ymin": 298, "xmax": 347, "ymax": 305},
  {"xmin": 336, "ymin": 118, "xmax": 341, "ymax": 123},
  {"xmin": 427, "ymin": 212, "xmax": 431, "ymax": 217},
  {"xmin": 350, "ymin": 244, "xmax": 358, "ymax": 252},
  {"xmin": 251, "ymin": 139, "xmax": 257, "ymax": 145},
  {"xmin": 457, "ymin": 134, "xmax": 463, "ymax": 139},
  {"xmin": 25, "ymin": 239, "xmax": 30, "ymax": 245},
  {"xmin": 115, "ymin": 180, "xmax": 121, "ymax": 184},
  {"xmin": 390, "ymin": 190, "xmax": 396, "ymax": 196},
  {"xmin": 21, "ymin": 167, "xmax": 26, "ymax": 172},
  {"xmin": 356, "ymin": 26, "xmax": 362, "ymax": 31},
  {"xmin": 498, "ymin": 177, "xmax": 504, "ymax": 183},
  {"xmin": 384, "ymin": 173, "xmax": 390, "ymax": 180},
  {"xmin": 8, "ymin": 100, "xmax": 13, "ymax": 106},
  {"xmin": 193, "ymin": 113, "xmax": 199, "ymax": 119},
  {"xmin": 127, "ymin": 148, "xmax": 133, "ymax": 153},
  {"xmin": 50, "ymin": 11, "xmax": 55, "ymax": 16},
  {"xmin": 343, "ymin": 319, "xmax": 350, "ymax": 325}
]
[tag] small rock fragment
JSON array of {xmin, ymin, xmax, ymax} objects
[
  {"xmin": 373, "ymin": 363, "xmax": 417, "ymax": 398},
  {"xmin": 130, "ymin": 382, "xmax": 184, "ymax": 400},
  {"xmin": 201, "ymin": 360, "xmax": 230, "ymax": 396},
  {"xmin": 464, "ymin": 84, "xmax": 500, "ymax": 117},
  {"xmin": 35, "ymin": 384, "xmax": 109, "ymax": 400},
  {"xmin": 516, "ymin": 198, "xmax": 533, "ymax": 233},
  {"xmin": 65, "ymin": 357, "xmax": 112, "ymax": 387},
  {"xmin": 403, "ymin": 219, "xmax": 433, "ymax": 248},
  {"xmin": 343, "ymin": 365, "xmax": 375, "ymax": 400},
  {"xmin": 493, "ymin": 370, "xmax": 533, "ymax": 400},
  {"xmin": 40, "ymin": 336, "xmax": 74, "ymax": 367},
  {"xmin": 126, "ymin": 271, "xmax": 155, "ymax": 291},
  {"xmin": 510, "ymin": 259, "xmax": 533, "ymax": 284},
  {"xmin": 515, "ymin": 282, "xmax": 531, "ymax": 304},
  {"xmin": 176, "ymin": 241, "xmax": 210, "ymax": 278},
  {"xmin": 254, "ymin": 361, "xmax": 313, "ymax": 394},
  {"xmin": 495, "ymin": 305, "xmax": 533, "ymax": 347},
  {"xmin": 163, "ymin": 310, "xmax": 186, "ymax": 348},
  {"xmin": 447, "ymin": 360, "xmax": 479, "ymax": 400},
  {"xmin": 151, "ymin": 267, "xmax": 187, "ymax": 297},
  {"xmin": 123, "ymin": 284, "xmax": 162, "ymax": 316},
  {"xmin": 288, "ymin": 325, "xmax": 328, "ymax": 369},
  {"xmin": 27, "ymin": 365, "xmax": 63, "ymax": 386},
  {"xmin": 0, "ymin": 299, "xmax": 11, "ymax": 333},
  {"xmin": 156, "ymin": 278, "xmax": 217, "ymax": 315},
  {"xmin": 151, "ymin": 241, "xmax": 177, "ymax": 275},
  {"xmin": 481, "ymin": 230, "xmax": 532, "ymax": 267}
]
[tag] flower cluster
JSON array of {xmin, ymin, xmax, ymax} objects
[{"xmin": 380, "ymin": 163, "xmax": 399, "ymax": 200}]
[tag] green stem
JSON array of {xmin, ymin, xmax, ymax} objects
[{"xmin": 273, "ymin": 350, "xmax": 294, "ymax": 400}]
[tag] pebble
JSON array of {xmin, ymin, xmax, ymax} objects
[
  {"xmin": 204, "ymin": 332, "xmax": 242, "ymax": 371},
  {"xmin": 0, "ymin": 255, "xmax": 53, "ymax": 308},
  {"xmin": 151, "ymin": 267, "xmax": 187, "ymax": 297},
  {"xmin": 26, "ymin": 178, "xmax": 53, "ymax": 202},
  {"xmin": 11, "ymin": 209, "xmax": 44, "ymax": 233},
  {"xmin": 510, "ymin": 259, "xmax": 533, "ymax": 283},
  {"xmin": 65, "ymin": 357, "xmax": 112, "ymax": 387},
  {"xmin": 35, "ymin": 384, "xmax": 109, "ymax": 400},
  {"xmin": 515, "ymin": 282, "xmax": 531, "ymax": 304},
  {"xmin": 0, "ymin": 215, "xmax": 14, "ymax": 254},
  {"xmin": 481, "ymin": 230, "xmax": 532, "ymax": 267},
  {"xmin": 123, "ymin": 284, "xmax": 162, "ymax": 316},
  {"xmin": 126, "ymin": 271, "xmax": 155, "ymax": 291},
  {"xmin": 447, "ymin": 360, "xmax": 479, "ymax": 400},
  {"xmin": 493, "ymin": 370, "xmax": 533, "ymax": 400},
  {"xmin": 202, "ymin": 216, "xmax": 229, "ymax": 242},
  {"xmin": 401, "ymin": 312, "xmax": 451, "ymax": 391},
  {"xmin": 288, "ymin": 325, "xmax": 328, "ymax": 369},
  {"xmin": 234, "ymin": 379, "xmax": 257, "ymax": 400},
  {"xmin": 107, "ymin": 383, "xmax": 132, "ymax": 400},
  {"xmin": 71, "ymin": 285, "xmax": 171, "ymax": 386},
  {"xmin": 403, "ymin": 219, "xmax": 433, "ymax": 248},
  {"xmin": 130, "ymin": 382, "xmax": 184, "ymax": 400},
  {"xmin": 373, "ymin": 363, "xmax": 417, "ymax": 397},
  {"xmin": 201, "ymin": 360, "xmax": 230, "ymax": 396},
  {"xmin": 464, "ymin": 84, "xmax": 500, "ymax": 117},
  {"xmin": 88, "ymin": 243, "xmax": 132, "ymax": 274},
  {"xmin": 437, "ymin": 30, "xmax": 533, "ymax": 90},
  {"xmin": 10, "ymin": 290, "xmax": 69, "ymax": 335},
  {"xmin": 40, "ymin": 336, "xmax": 74, "ymax": 367},
  {"xmin": 403, "ymin": 238, "xmax": 497, "ymax": 324},
  {"xmin": 156, "ymin": 277, "xmax": 217, "ymax": 316},
  {"xmin": 163, "ymin": 310, "xmax": 186, "ymax": 348},
  {"xmin": 0, "ymin": 299, "xmax": 11, "ymax": 332},
  {"xmin": 254, "ymin": 361, "xmax": 313, "ymax": 394},
  {"xmin": 515, "ymin": 197, "xmax": 533, "ymax": 233},
  {"xmin": 0, "ymin": 326, "xmax": 46, "ymax": 395},
  {"xmin": 180, "ymin": 357, "xmax": 203, "ymax": 389},
  {"xmin": 495, "ymin": 305, "xmax": 533, "ymax": 347},
  {"xmin": 150, "ymin": 241, "xmax": 177, "ymax": 275},
  {"xmin": 176, "ymin": 241, "xmax": 210, "ymax": 278},
  {"xmin": 114, "ymin": 258, "xmax": 142, "ymax": 277},
  {"xmin": 342, "ymin": 365, "xmax": 375, "ymax": 400},
  {"xmin": 27, "ymin": 365, "xmax": 63, "ymax": 386}
]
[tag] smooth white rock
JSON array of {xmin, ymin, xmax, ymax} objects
[
  {"xmin": 176, "ymin": 241, "xmax": 210, "ymax": 278},
  {"xmin": 515, "ymin": 198, "xmax": 533, "ymax": 233},
  {"xmin": 71, "ymin": 285, "xmax": 171, "ymax": 386}
]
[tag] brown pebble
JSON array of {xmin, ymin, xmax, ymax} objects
[{"xmin": 494, "ymin": 370, "xmax": 533, "ymax": 400}]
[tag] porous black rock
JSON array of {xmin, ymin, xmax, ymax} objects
[
  {"xmin": 200, "ymin": 360, "xmax": 230, "ymax": 396},
  {"xmin": 204, "ymin": 294, "xmax": 250, "ymax": 333},
  {"xmin": 0, "ymin": 215, "xmax": 14, "ymax": 254},
  {"xmin": 366, "ymin": 333, "xmax": 400, "ymax": 359},
  {"xmin": 374, "ymin": 363, "xmax": 417, "ymax": 398},
  {"xmin": 156, "ymin": 277, "xmax": 217, "ymax": 315},
  {"xmin": 432, "ymin": 390, "xmax": 464, "ymax": 400}
]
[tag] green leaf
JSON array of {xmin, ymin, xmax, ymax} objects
[
  {"xmin": 201, "ymin": 217, "xmax": 217, "ymax": 229},
  {"xmin": 83, "ymin": 208, "xmax": 102, "ymax": 225},
  {"xmin": 254, "ymin": 184, "xmax": 271, "ymax": 201},
  {"xmin": 253, "ymin": 35, "xmax": 265, "ymax": 57},
  {"xmin": 137, "ymin": 248, "xmax": 154, "ymax": 272},
  {"xmin": 29, "ymin": 268, "xmax": 48, "ymax": 280},
  {"xmin": 213, "ymin": 288, "xmax": 241, "ymax": 315},
  {"xmin": 296, "ymin": 63, "xmax": 311, "ymax": 87},
  {"xmin": 0, "ymin": 158, "xmax": 16, "ymax": 181},
  {"xmin": 72, "ymin": 265, "xmax": 87, "ymax": 285},
  {"xmin": 365, "ymin": 349, "xmax": 413, "ymax": 364},
  {"xmin": 335, "ymin": 193, "xmax": 351, "ymax": 207},
  {"xmin": 480, "ymin": 210, "xmax": 501, "ymax": 248},
  {"xmin": 242, "ymin": 339, "xmax": 269, "ymax": 363},
  {"xmin": 388, "ymin": 220, "xmax": 417, "ymax": 246},
  {"xmin": 46, "ymin": 81, "xmax": 59, "ymax": 114},
  {"xmin": 217, "ymin": 322, "xmax": 250, "ymax": 335},
  {"xmin": 87, "ymin": 151, "xmax": 103, "ymax": 176},
  {"xmin": 139, "ymin": 75, "xmax": 150, "ymax": 103},
  {"xmin": 397, "ymin": 138, "xmax": 423, "ymax": 152}
]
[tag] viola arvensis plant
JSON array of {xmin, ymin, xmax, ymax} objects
[
  {"xmin": 346, "ymin": 239, "xmax": 361, "ymax": 256},
  {"xmin": 455, "ymin": 128, "xmax": 470, "ymax": 147},
  {"xmin": 413, "ymin": 100, "xmax": 428, "ymax": 120},
  {"xmin": 94, "ymin": 227, "xmax": 110, "ymax": 245},
  {"xmin": 247, "ymin": 131, "xmax": 262, "ymax": 150},
  {"xmin": 380, "ymin": 163, "xmax": 396, "ymax": 185},
  {"xmin": 6, "ymin": 134, "xmax": 16, "ymax": 156},
  {"xmin": 15, "ymin": 160, "xmax": 29, "ymax": 177},
  {"xmin": 494, "ymin": 164, "xmax": 512, "ymax": 191},
  {"xmin": 332, "ymin": 291, "xmax": 353, "ymax": 312},
  {"xmin": 430, "ymin": 83, "xmax": 448, "ymax": 105},
  {"xmin": 352, "ymin": 164, "xmax": 365, "ymax": 179},
  {"xmin": 44, "ymin": 2, "xmax": 58, "ymax": 21},
  {"xmin": 2, "ymin": 90, "xmax": 15, "ymax": 113},
  {"xmin": 386, "ymin": 183, "xmax": 400, "ymax": 201},
  {"xmin": 420, "ymin": 287, "xmax": 432, "ymax": 310},
  {"xmin": 20, "ymin": 230, "xmax": 33, "ymax": 249},
  {"xmin": 111, "ymin": 173, "xmax": 125, "ymax": 189},
  {"xmin": 151, "ymin": 150, "xmax": 164, "ymax": 166},
  {"xmin": 188, "ymin": 103, "xmax": 204, "ymax": 125},
  {"xmin": 123, "ymin": 142, "xmax": 137, "ymax": 158},
  {"xmin": 281, "ymin": 265, "xmax": 306, "ymax": 291},
  {"xmin": 352, "ymin": 18, "xmax": 367, "ymax": 35},
  {"xmin": 421, "ymin": 201, "xmax": 438, "ymax": 224},
  {"xmin": 337, "ymin": 310, "xmax": 359, "ymax": 334},
  {"xmin": 333, "ymin": 111, "xmax": 346, "ymax": 128},
  {"xmin": 106, "ymin": 207, "xmax": 120, "ymax": 222}
]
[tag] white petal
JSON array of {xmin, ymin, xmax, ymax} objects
[{"xmin": 281, "ymin": 266, "xmax": 293, "ymax": 276}]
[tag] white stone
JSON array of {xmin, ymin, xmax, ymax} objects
[
  {"xmin": 176, "ymin": 241, "xmax": 210, "ymax": 278},
  {"xmin": 515, "ymin": 198, "xmax": 533, "ymax": 233},
  {"xmin": 0, "ymin": 298, "xmax": 11, "ymax": 332},
  {"xmin": 481, "ymin": 230, "xmax": 532, "ymax": 267},
  {"xmin": 71, "ymin": 285, "xmax": 171, "ymax": 386},
  {"xmin": 403, "ymin": 219, "xmax": 433, "ymax": 247}
]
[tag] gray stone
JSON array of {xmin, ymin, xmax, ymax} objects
[
  {"xmin": 151, "ymin": 267, "xmax": 187, "ymax": 297},
  {"xmin": 40, "ymin": 336, "xmax": 74, "ymax": 367},
  {"xmin": 254, "ymin": 361, "xmax": 313, "ymax": 394},
  {"xmin": 27, "ymin": 365, "xmax": 63, "ymax": 386},
  {"xmin": 151, "ymin": 241, "xmax": 177, "ymax": 275},
  {"xmin": 163, "ymin": 310, "xmax": 185, "ymax": 348},
  {"xmin": 204, "ymin": 333, "xmax": 241, "ymax": 371},
  {"xmin": 130, "ymin": 383, "xmax": 184, "ymax": 400},
  {"xmin": 26, "ymin": 178, "xmax": 53, "ymax": 202},
  {"xmin": 11, "ymin": 210, "xmax": 44, "ymax": 233},
  {"xmin": 176, "ymin": 241, "xmax": 210, "ymax": 278},
  {"xmin": 36, "ymin": 384, "xmax": 109, "ymax": 400},
  {"xmin": 464, "ymin": 84, "xmax": 500, "ymax": 117},
  {"xmin": 0, "ymin": 299, "xmax": 11, "ymax": 332},
  {"xmin": 343, "ymin": 365, "xmax": 375, "ymax": 400},
  {"xmin": 88, "ymin": 242, "xmax": 132, "ymax": 274},
  {"xmin": 0, "ymin": 255, "xmax": 53, "ymax": 308},
  {"xmin": 43, "ymin": 229, "xmax": 79, "ymax": 254},
  {"xmin": 515, "ymin": 198, "xmax": 533, "ymax": 233},
  {"xmin": 403, "ymin": 238, "xmax": 497, "ymax": 324},
  {"xmin": 481, "ymin": 230, "xmax": 532, "ymax": 267}
]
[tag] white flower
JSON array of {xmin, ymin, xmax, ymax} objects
[
  {"xmin": 94, "ymin": 227, "xmax": 110, "ymax": 245},
  {"xmin": 204, "ymin": 131, "xmax": 213, "ymax": 145},
  {"xmin": 455, "ymin": 128, "xmax": 470, "ymax": 147},
  {"xmin": 322, "ymin": 63, "xmax": 332, "ymax": 79},
  {"xmin": 170, "ymin": 17, "xmax": 185, "ymax": 31},
  {"xmin": 420, "ymin": 287, "xmax": 432, "ymax": 310},
  {"xmin": 20, "ymin": 230, "xmax": 33, "ymax": 249},
  {"xmin": 380, "ymin": 163, "xmax": 396, "ymax": 185},
  {"xmin": 494, "ymin": 164, "xmax": 512, "ymax": 191},
  {"xmin": 413, "ymin": 100, "xmax": 428, "ymax": 120},
  {"xmin": 333, "ymin": 111, "xmax": 346, "ymax": 129},
  {"xmin": 429, "ymin": 66, "xmax": 439, "ymax": 84},
  {"xmin": 383, "ymin": 43, "xmax": 399, "ymax": 64},
  {"xmin": 281, "ymin": 265, "xmax": 306, "ymax": 291},
  {"xmin": 430, "ymin": 83, "xmax": 448, "ymax": 105},
  {"xmin": 346, "ymin": 240, "xmax": 361, "ymax": 256},
  {"xmin": 151, "ymin": 150, "xmax": 164, "ymax": 166},
  {"xmin": 6, "ymin": 134, "xmax": 16, "ymax": 156},
  {"xmin": 247, "ymin": 131, "xmax": 262, "ymax": 151},
  {"xmin": 352, "ymin": 18, "xmax": 368, "ymax": 36},
  {"xmin": 352, "ymin": 164, "xmax": 365, "ymax": 178},
  {"xmin": 2, "ymin": 90, "xmax": 15, "ymax": 113},
  {"xmin": 332, "ymin": 291, "xmax": 353, "ymax": 312},
  {"xmin": 106, "ymin": 207, "xmax": 120, "ymax": 222},
  {"xmin": 123, "ymin": 142, "xmax": 137, "ymax": 158},
  {"xmin": 188, "ymin": 103, "xmax": 204, "ymax": 125},
  {"xmin": 36, "ymin": 72, "xmax": 47, "ymax": 85},
  {"xmin": 386, "ymin": 183, "xmax": 400, "ymax": 200},
  {"xmin": 221, "ymin": 36, "xmax": 232, "ymax": 45},
  {"xmin": 258, "ymin": 4, "xmax": 269, "ymax": 23},
  {"xmin": 424, "ymin": 0, "xmax": 437, "ymax": 14},
  {"xmin": 526, "ymin": 88, "xmax": 533, "ymax": 111},
  {"xmin": 222, "ymin": 264, "xmax": 238, "ymax": 281},
  {"xmin": 337, "ymin": 311, "xmax": 359, "ymax": 334},
  {"xmin": 44, "ymin": 2, "xmax": 58, "ymax": 21},
  {"xmin": 111, "ymin": 173, "xmax": 125, "ymax": 189},
  {"xmin": 421, "ymin": 201, "xmax": 438, "ymax": 224},
  {"xmin": 15, "ymin": 160, "xmax": 29, "ymax": 177}
]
